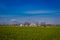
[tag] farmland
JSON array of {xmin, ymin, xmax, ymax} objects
[{"xmin": 0, "ymin": 26, "xmax": 60, "ymax": 40}]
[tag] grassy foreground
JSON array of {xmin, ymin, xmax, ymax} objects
[{"xmin": 0, "ymin": 26, "xmax": 60, "ymax": 40}]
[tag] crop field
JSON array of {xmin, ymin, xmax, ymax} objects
[{"xmin": 0, "ymin": 26, "xmax": 60, "ymax": 40}]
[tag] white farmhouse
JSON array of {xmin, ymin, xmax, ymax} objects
[
  {"xmin": 29, "ymin": 23, "xmax": 37, "ymax": 27},
  {"xmin": 20, "ymin": 24, "xmax": 24, "ymax": 26}
]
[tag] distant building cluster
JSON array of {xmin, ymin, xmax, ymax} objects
[{"xmin": 0, "ymin": 22, "xmax": 60, "ymax": 27}]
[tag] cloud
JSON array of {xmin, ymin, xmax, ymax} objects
[
  {"xmin": 24, "ymin": 10, "xmax": 59, "ymax": 14},
  {"xmin": 10, "ymin": 19, "xmax": 17, "ymax": 22}
]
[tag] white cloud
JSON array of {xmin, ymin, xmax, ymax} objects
[
  {"xmin": 24, "ymin": 10, "xmax": 58, "ymax": 14},
  {"xmin": 10, "ymin": 19, "xmax": 17, "ymax": 22}
]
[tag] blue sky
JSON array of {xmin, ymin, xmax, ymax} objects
[{"xmin": 0, "ymin": 0, "xmax": 60, "ymax": 24}]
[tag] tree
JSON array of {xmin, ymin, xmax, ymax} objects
[
  {"xmin": 24, "ymin": 22, "xmax": 31, "ymax": 26},
  {"xmin": 41, "ymin": 22, "xmax": 46, "ymax": 27},
  {"xmin": 35, "ymin": 22, "xmax": 39, "ymax": 27}
]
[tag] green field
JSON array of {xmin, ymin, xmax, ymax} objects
[{"xmin": 0, "ymin": 26, "xmax": 60, "ymax": 40}]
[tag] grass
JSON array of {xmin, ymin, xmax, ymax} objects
[{"xmin": 0, "ymin": 26, "xmax": 60, "ymax": 40}]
